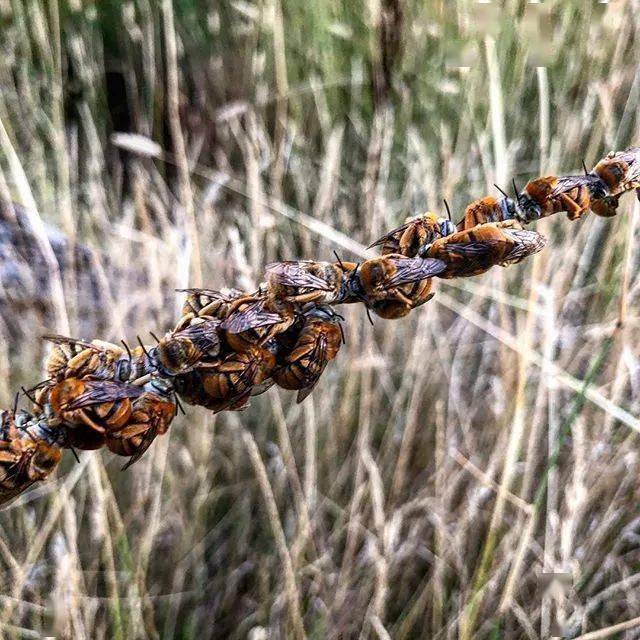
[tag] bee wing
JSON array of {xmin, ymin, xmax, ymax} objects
[
  {"xmin": 178, "ymin": 319, "xmax": 221, "ymax": 349},
  {"xmin": 177, "ymin": 287, "xmax": 243, "ymax": 301},
  {"xmin": 500, "ymin": 229, "xmax": 547, "ymax": 262},
  {"xmin": 551, "ymin": 174, "xmax": 600, "ymax": 196},
  {"xmin": 265, "ymin": 262, "xmax": 332, "ymax": 291},
  {"xmin": 42, "ymin": 334, "xmax": 101, "ymax": 352},
  {"xmin": 121, "ymin": 423, "xmax": 161, "ymax": 469},
  {"xmin": 220, "ymin": 301, "xmax": 283, "ymax": 334},
  {"xmin": 367, "ymin": 221, "xmax": 413, "ymax": 249},
  {"xmin": 65, "ymin": 381, "xmax": 143, "ymax": 410},
  {"xmin": 384, "ymin": 258, "xmax": 447, "ymax": 287}
]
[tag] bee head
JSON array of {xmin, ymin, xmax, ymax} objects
[
  {"xmin": 157, "ymin": 336, "xmax": 194, "ymax": 374},
  {"xmin": 29, "ymin": 443, "xmax": 62, "ymax": 479},
  {"xmin": 513, "ymin": 192, "xmax": 540, "ymax": 223},
  {"xmin": 499, "ymin": 196, "xmax": 519, "ymax": 220},
  {"xmin": 439, "ymin": 219, "xmax": 456, "ymax": 238}
]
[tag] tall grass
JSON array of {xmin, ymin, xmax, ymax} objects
[{"xmin": 1, "ymin": 1, "xmax": 640, "ymax": 638}]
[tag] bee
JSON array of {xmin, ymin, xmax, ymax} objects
[
  {"xmin": 368, "ymin": 212, "xmax": 456, "ymax": 257},
  {"xmin": 263, "ymin": 259, "xmax": 359, "ymax": 305},
  {"xmin": 0, "ymin": 410, "xmax": 62, "ymax": 506},
  {"xmin": 515, "ymin": 174, "xmax": 600, "ymax": 222},
  {"xmin": 419, "ymin": 220, "xmax": 547, "ymax": 278},
  {"xmin": 591, "ymin": 147, "xmax": 640, "ymax": 217},
  {"xmin": 154, "ymin": 317, "xmax": 221, "ymax": 375},
  {"xmin": 105, "ymin": 383, "xmax": 176, "ymax": 468},
  {"xmin": 49, "ymin": 378, "xmax": 143, "ymax": 444},
  {"xmin": 44, "ymin": 335, "xmax": 132, "ymax": 382},
  {"xmin": 352, "ymin": 254, "xmax": 446, "ymax": 319},
  {"xmin": 173, "ymin": 345, "xmax": 275, "ymax": 413},
  {"xmin": 272, "ymin": 306, "xmax": 343, "ymax": 402},
  {"xmin": 175, "ymin": 287, "xmax": 245, "ymax": 329},
  {"xmin": 220, "ymin": 296, "xmax": 298, "ymax": 352},
  {"xmin": 457, "ymin": 192, "xmax": 519, "ymax": 230}
]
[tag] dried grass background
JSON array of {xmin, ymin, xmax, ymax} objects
[{"xmin": 1, "ymin": 1, "xmax": 640, "ymax": 638}]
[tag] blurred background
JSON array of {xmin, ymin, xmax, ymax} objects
[{"xmin": 1, "ymin": 0, "xmax": 640, "ymax": 638}]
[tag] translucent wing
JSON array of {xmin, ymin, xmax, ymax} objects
[
  {"xmin": 65, "ymin": 381, "xmax": 143, "ymax": 410},
  {"xmin": 220, "ymin": 300, "xmax": 283, "ymax": 334},
  {"xmin": 384, "ymin": 257, "xmax": 447, "ymax": 287},
  {"xmin": 265, "ymin": 262, "xmax": 332, "ymax": 291}
]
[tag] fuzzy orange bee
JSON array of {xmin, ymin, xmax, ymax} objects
[
  {"xmin": 0, "ymin": 410, "xmax": 62, "ymax": 505},
  {"xmin": 220, "ymin": 296, "xmax": 298, "ymax": 353},
  {"xmin": 49, "ymin": 378, "xmax": 143, "ymax": 442},
  {"xmin": 264, "ymin": 259, "xmax": 359, "ymax": 305},
  {"xmin": 105, "ymin": 388, "xmax": 176, "ymax": 468},
  {"xmin": 457, "ymin": 192, "xmax": 520, "ymax": 230},
  {"xmin": 44, "ymin": 335, "xmax": 132, "ymax": 382},
  {"xmin": 176, "ymin": 287, "xmax": 245, "ymax": 328},
  {"xmin": 174, "ymin": 345, "xmax": 276, "ymax": 413},
  {"xmin": 590, "ymin": 147, "xmax": 640, "ymax": 217},
  {"xmin": 368, "ymin": 211, "xmax": 456, "ymax": 257},
  {"xmin": 352, "ymin": 254, "xmax": 445, "ymax": 319},
  {"xmin": 515, "ymin": 174, "xmax": 602, "ymax": 222},
  {"xmin": 419, "ymin": 220, "xmax": 547, "ymax": 278},
  {"xmin": 272, "ymin": 306, "xmax": 343, "ymax": 402},
  {"xmin": 154, "ymin": 317, "xmax": 221, "ymax": 375}
]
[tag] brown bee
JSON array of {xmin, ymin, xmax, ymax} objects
[
  {"xmin": 154, "ymin": 317, "xmax": 221, "ymax": 375},
  {"xmin": 515, "ymin": 175, "xmax": 600, "ymax": 222},
  {"xmin": 0, "ymin": 411, "xmax": 62, "ymax": 505},
  {"xmin": 458, "ymin": 193, "xmax": 519, "ymax": 230},
  {"xmin": 49, "ymin": 378, "xmax": 143, "ymax": 444},
  {"xmin": 420, "ymin": 220, "xmax": 547, "ymax": 278},
  {"xmin": 105, "ymin": 388, "xmax": 176, "ymax": 468},
  {"xmin": 220, "ymin": 296, "xmax": 298, "ymax": 352},
  {"xmin": 175, "ymin": 287, "xmax": 245, "ymax": 328},
  {"xmin": 263, "ymin": 259, "xmax": 359, "ymax": 305},
  {"xmin": 44, "ymin": 335, "xmax": 132, "ymax": 382},
  {"xmin": 591, "ymin": 147, "xmax": 640, "ymax": 217},
  {"xmin": 368, "ymin": 212, "xmax": 456, "ymax": 257},
  {"xmin": 272, "ymin": 306, "xmax": 343, "ymax": 402},
  {"xmin": 353, "ymin": 254, "xmax": 446, "ymax": 319},
  {"xmin": 174, "ymin": 345, "xmax": 275, "ymax": 412}
]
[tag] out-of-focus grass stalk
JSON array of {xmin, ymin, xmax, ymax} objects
[
  {"xmin": 241, "ymin": 427, "xmax": 306, "ymax": 640},
  {"xmin": 162, "ymin": 0, "xmax": 202, "ymax": 287}
]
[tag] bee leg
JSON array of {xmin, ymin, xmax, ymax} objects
[
  {"xmin": 288, "ymin": 291, "xmax": 325, "ymax": 304},
  {"xmin": 112, "ymin": 422, "xmax": 150, "ymax": 439},
  {"xmin": 77, "ymin": 410, "xmax": 106, "ymax": 434},
  {"xmin": 173, "ymin": 314, "xmax": 194, "ymax": 332},
  {"xmin": 392, "ymin": 290, "xmax": 414, "ymax": 306},
  {"xmin": 560, "ymin": 194, "xmax": 585, "ymax": 221},
  {"xmin": 227, "ymin": 295, "xmax": 260, "ymax": 315}
]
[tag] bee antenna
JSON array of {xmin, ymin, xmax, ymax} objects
[
  {"xmin": 136, "ymin": 336, "xmax": 151, "ymax": 359},
  {"xmin": 12, "ymin": 392, "xmax": 19, "ymax": 414},
  {"xmin": 443, "ymin": 199, "xmax": 452, "ymax": 221},
  {"xmin": 70, "ymin": 446, "xmax": 80, "ymax": 463},
  {"xmin": 174, "ymin": 394, "xmax": 186, "ymax": 416},
  {"xmin": 494, "ymin": 184, "xmax": 510, "ymax": 199},
  {"xmin": 21, "ymin": 387, "xmax": 42, "ymax": 409},
  {"xmin": 149, "ymin": 331, "xmax": 161, "ymax": 344},
  {"xmin": 364, "ymin": 306, "xmax": 374, "ymax": 326},
  {"xmin": 512, "ymin": 178, "xmax": 520, "ymax": 200},
  {"xmin": 26, "ymin": 379, "xmax": 52, "ymax": 394},
  {"xmin": 582, "ymin": 159, "xmax": 589, "ymax": 176},
  {"xmin": 120, "ymin": 339, "xmax": 132, "ymax": 362},
  {"xmin": 333, "ymin": 250, "xmax": 346, "ymax": 271},
  {"xmin": 338, "ymin": 322, "xmax": 346, "ymax": 345}
]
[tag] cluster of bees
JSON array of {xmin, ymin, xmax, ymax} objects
[{"xmin": 1, "ymin": 146, "xmax": 638, "ymax": 506}]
